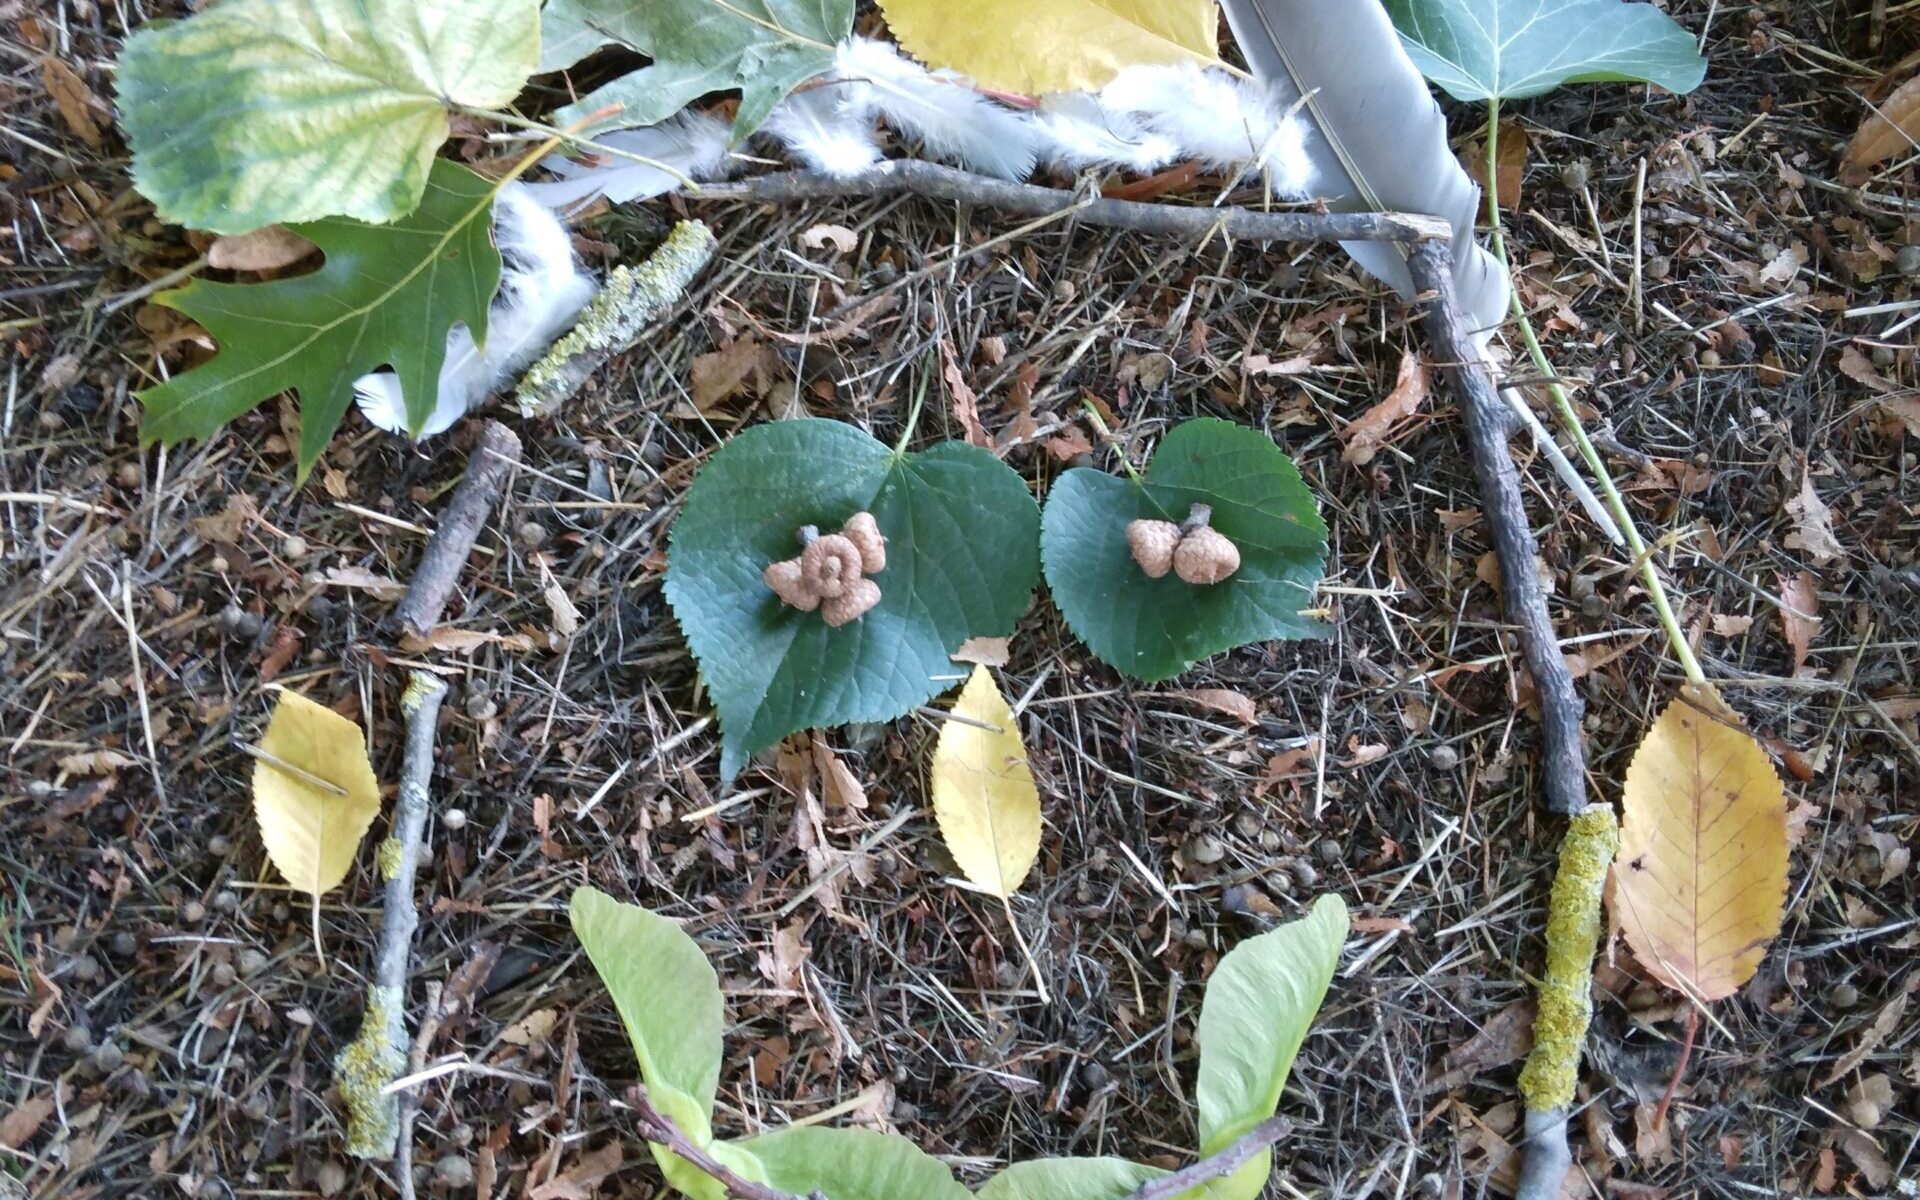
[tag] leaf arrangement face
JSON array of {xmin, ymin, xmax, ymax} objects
[
  {"xmin": 250, "ymin": 690, "xmax": 382, "ymax": 897},
  {"xmin": 1612, "ymin": 686, "xmax": 1788, "ymax": 1003},
  {"xmin": 878, "ymin": 0, "xmax": 1219, "ymax": 94},
  {"xmin": 664, "ymin": 420, "xmax": 1040, "ymax": 779},
  {"xmin": 116, "ymin": 0, "xmax": 539, "ymax": 233},
  {"xmin": 1042, "ymin": 419, "xmax": 1329, "ymax": 683},
  {"xmin": 541, "ymin": 0, "xmax": 854, "ymax": 135},
  {"xmin": 137, "ymin": 160, "xmax": 502, "ymax": 479},
  {"xmin": 1384, "ymin": 0, "xmax": 1707, "ymax": 102}
]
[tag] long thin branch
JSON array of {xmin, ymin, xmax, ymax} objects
[
  {"xmin": 1408, "ymin": 241, "xmax": 1588, "ymax": 816},
  {"xmin": 391, "ymin": 421, "xmax": 522, "ymax": 637},
  {"xmin": 700, "ymin": 160, "xmax": 1452, "ymax": 245},
  {"xmin": 626, "ymin": 1087, "xmax": 826, "ymax": 1200},
  {"xmin": 1121, "ymin": 1116, "xmax": 1294, "ymax": 1200}
]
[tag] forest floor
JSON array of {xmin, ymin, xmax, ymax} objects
[{"xmin": 2, "ymin": 2, "xmax": 1917, "ymax": 1198}]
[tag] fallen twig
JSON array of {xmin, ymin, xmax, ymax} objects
[
  {"xmin": 626, "ymin": 1086, "xmax": 827, "ymax": 1200},
  {"xmin": 1407, "ymin": 241, "xmax": 1587, "ymax": 816},
  {"xmin": 1121, "ymin": 1115, "xmax": 1294, "ymax": 1200},
  {"xmin": 334, "ymin": 671, "xmax": 450, "ymax": 1161},
  {"xmin": 700, "ymin": 160, "xmax": 1452, "ymax": 245},
  {"xmin": 391, "ymin": 420, "xmax": 522, "ymax": 637}
]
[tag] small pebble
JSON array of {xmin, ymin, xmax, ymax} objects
[
  {"xmin": 1559, "ymin": 160, "xmax": 1590, "ymax": 191},
  {"xmin": 280, "ymin": 535, "xmax": 308, "ymax": 559},
  {"xmin": 90, "ymin": 1042, "xmax": 124, "ymax": 1074},
  {"xmin": 449, "ymin": 1123, "xmax": 475, "ymax": 1148},
  {"xmin": 62, "ymin": 1025, "xmax": 91, "ymax": 1054},
  {"xmin": 217, "ymin": 606, "xmax": 262, "ymax": 641},
  {"xmin": 211, "ymin": 961, "xmax": 237, "ymax": 987},
  {"xmin": 198, "ymin": 1179, "xmax": 223, "ymax": 1200},
  {"xmin": 208, "ymin": 834, "xmax": 232, "ymax": 857},
  {"xmin": 110, "ymin": 931, "xmax": 138, "ymax": 958},
  {"xmin": 69, "ymin": 954, "xmax": 101, "ymax": 984},
  {"xmin": 210, "ymin": 555, "xmax": 231, "ymax": 575},
  {"xmin": 313, "ymin": 1161, "xmax": 348, "ymax": 1198},
  {"xmin": 1286, "ymin": 858, "xmax": 1319, "ymax": 888},
  {"xmin": 180, "ymin": 899, "xmax": 207, "ymax": 924},
  {"xmin": 213, "ymin": 890, "xmax": 239, "ymax": 914},
  {"xmin": 239, "ymin": 948, "xmax": 270, "ymax": 977},
  {"xmin": 1830, "ymin": 981, "xmax": 1860, "ymax": 1009},
  {"xmin": 241, "ymin": 1093, "xmax": 270, "ymax": 1122},
  {"xmin": 1185, "ymin": 833, "xmax": 1226, "ymax": 867},
  {"xmin": 1430, "ymin": 744, "xmax": 1459, "ymax": 771},
  {"xmin": 115, "ymin": 461, "xmax": 142, "ymax": 489},
  {"xmin": 515, "ymin": 521, "xmax": 548, "ymax": 550},
  {"xmin": 1314, "ymin": 838, "xmax": 1344, "ymax": 865},
  {"xmin": 1897, "ymin": 243, "xmax": 1920, "ymax": 277},
  {"xmin": 443, "ymin": 808, "xmax": 468, "ymax": 831}
]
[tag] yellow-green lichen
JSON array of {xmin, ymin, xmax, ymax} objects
[
  {"xmin": 377, "ymin": 836, "xmax": 405, "ymax": 881},
  {"xmin": 516, "ymin": 220, "xmax": 717, "ymax": 417},
  {"xmin": 400, "ymin": 670, "xmax": 444, "ymax": 716},
  {"xmin": 1517, "ymin": 804, "xmax": 1619, "ymax": 1112},
  {"xmin": 334, "ymin": 984, "xmax": 407, "ymax": 1159}
]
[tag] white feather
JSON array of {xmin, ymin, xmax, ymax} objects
[
  {"xmin": 834, "ymin": 37, "xmax": 1036, "ymax": 181},
  {"xmin": 1031, "ymin": 93, "xmax": 1177, "ymax": 173},
  {"xmin": 763, "ymin": 86, "xmax": 884, "ymax": 177},
  {"xmin": 1100, "ymin": 63, "xmax": 1314, "ymax": 196},
  {"xmin": 522, "ymin": 111, "xmax": 734, "ymax": 210},
  {"xmin": 353, "ymin": 184, "xmax": 596, "ymax": 440}
]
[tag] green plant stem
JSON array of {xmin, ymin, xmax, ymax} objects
[
  {"xmin": 1482, "ymin": 103, "xmax": 1705, "ymax": 686},
  {"xmin": 895, "ymin": 358, "xmax": 932, "ymax": 456},
  {"xmin": 1079, "ymin": 402, "xmax": 1147, "ymax": 488},
  {"xmin": 461, "ymin": 106, "xmax": 699, "ymax": 190}
]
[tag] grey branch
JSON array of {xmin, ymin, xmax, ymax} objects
[
  {"xmin": 391, "ymin": 420, "xmax": 522, "ymax": 637},
  {"xmin": 626, "ymin": 1086, "xmax": 828, "ymax": 1200},
  {"xmin": 699, "ymin": 160, "xmax": 1452, "ymax": 245},
  {"xmin": 1121, "ymin": 1116, "xmax": 1294, "ymax": 1200},
  {"xmin": 334, "ymin": 670, "xmax": 450, "ymax": 1161},
  {"xmin": 1408, "ymin": 241, "xmax": 1587, "ymax": 816}
]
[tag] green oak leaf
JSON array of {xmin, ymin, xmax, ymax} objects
[
  {"xmin": 136, "ymin": 159, "xmax": 501, "ymax": 480},
  {"xmin": 570, "ymin": 888, "xmax": 727, "ymax": 1198},
  {"xmin": 1384, "ymin": 0, "xmax": 1706, "ymax": 102},
  {"xmin": 724, "ymin": 1127, "xmax": 972, "ymax": 1200},
  {"xmin": 664, "ymin": 420, "xmax": 1039, "ymax": 780},
  {"xmin": 1040, "ymin": 419, "xmax": 1328, "ymax": 683},
  {"xmin": 1191, "ymin": 894, "xmax": 1349, "ymax": 1198},
  {"xmin": 116, "ymin": 0, "xmax": 538, "ymax": 233},
  {"xmin": 978, "ymin": 1158, "xmax": 1168, "ymax": 1200},
  {"xmin": 540, "ymin": 0, "xmax": 853, "ymax": 135}
]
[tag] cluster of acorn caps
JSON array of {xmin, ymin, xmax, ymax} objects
[
  {"xmin": 763, "ymin": 512, "xmax": 888, "ymax": 626},
  {"xmin": 1126, "ymin": 503, "xmax": 1241, "ymax": 585}
]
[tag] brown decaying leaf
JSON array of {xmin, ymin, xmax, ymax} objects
[
  {"xmin": 938, "ymin": 338, "xmax": 992, "ymax": 448},
  {"xmin": 0, "ymin": 1094, "xmax": 55, "ymax": 1149},
  {"xmin": 1161, "ymin": 687, "xmax": 1258, "ymax": 726},
  {"xmin": 1612, "ymin": 686, "xmax": 1790, "ymax": 1003},
  {"xmin": 1839, "ymin": 345, "xmax": 1920, "ymax": 438},
  {"xmin": 1844, "ymin": 73, "xmax": 1920, "ymax": 175},
  {"xmin": 207, "ymin": 225, "xmax": 319, "ymax": 272},
  {"xmin": 686, "ymin": 334, "xmax": 777, "ymax": 418},
  {"xmin": 1783, "ymin": 474, "xmax": 1844, "ymax": 563},
  {"xmin": 1777, "ymin": 571, "xmax": 1819, "ymax": 675},
  {"xmin": 1424, "ymin": 999, "xmax": 1537, "ymax": 1092},
  {"xmin": 1342, "ymin": 350, "xmax": 1430, "ymax": 466},
  {"xmin": 1465, "ymin": 119, "xmax": 1528, "ymax": 209},
  {"xmin": 952, "ymin": 636, "xmax": 1012, "ymax": 667},
  {"xmin": 39, "ymin": 57, "xmax": 102, "ymax": 148}
]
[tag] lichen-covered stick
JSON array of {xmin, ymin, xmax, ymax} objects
[
  {"xmin": 1514, "ymin": 805, "xmax": 1619, "ymax": 1200},
  {"xmin": 334, "ymin": 671, "xmax": 449, "ymax": 1162}
]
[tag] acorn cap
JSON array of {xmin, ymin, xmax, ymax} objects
[
  {"xmin": 1126, "ymin": 519, "xmax": 1182, "ymax": 579},
  {"xmin": 1173, "ymin": 526, "xmax": 1241, "ymax": 585},
  {"xmin": 763, "ymin": 558, "xmax": 820, "ymax": 612},
  {"xmin": 840, "ymin": 511, "xmax": 887, "ymax": 574},
  {"xmin": 821, "ymin": 577, "xmax": 882, "ymax": 627}
]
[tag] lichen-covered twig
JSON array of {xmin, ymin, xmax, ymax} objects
[
  {"xmin": 626, "ymin": 1087, "xmax": 827, "ymax": 1200},
  {"xmin": 334, "ymin": 671, "xmax": 450, "ymax": 1161},
  {"xmin": 515, "ymin": 220, "xmax": 717, "ymax": 417},
  {"xmin": 1121, "ymin": 1116, "xmax": 1294, "ymax": 1200},
  {"xmin": 391, "ymin": 421, "xmax": 522, "ymax": 637},
  {"xmin": 1513, "ymin": 804, "xmax": 1619, "ymax": 1200}
]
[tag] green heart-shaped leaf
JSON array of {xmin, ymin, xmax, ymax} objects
[
  {"xmin": 1384, "ymin": 0, "xmax": 1706, "ymax": 102},
  {"xmin": 977, "ymin": 1158, "xmax": 1168, "ymax": 1200},
  {"xmin": 665, "ymin": 420, "xmax": 1040, "ymax": 779},
  {"xmin": 1040, "ymin": 419, "xmax": 1328, "ymax": 683}
]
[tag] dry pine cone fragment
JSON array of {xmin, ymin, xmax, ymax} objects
[
  {"xmin": 840, "ymin": 512, "xmax": 887, "ymax": 574},
  {"xmin": 800, "ymin": 532, "xmax": 863, "ymax": 599},
  {"xmin": 1173, "ymin": 526, "xmax": 1240, "ymax": 585},
  {"xmin": 821, "ymin": 577, "xmax": 882, "ymax": 627},
  {"xmin": 1126, "ymin": 519, "xmax": 1181, "ymax": 579},
  {"xmin": 762, "ymin": 559, "xmax": 820, "ymax": 611}
]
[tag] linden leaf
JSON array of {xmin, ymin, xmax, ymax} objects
[
  {"xmin": 1613, "ymin": 686, "xmax": 1789, "ymax": 1003},
  {"xmin": 251, "ymin": 689, "xmax": 382, "ymax": 897},
  {"xmin": 116, "ymin": 0, "xmax": 539, "ymax": 233},
  {"xmin": 1041, "ymin": 419, "xmax": 1329, "ymax": 683},
  {"xmin": 137, "ymin": 160, "xmax": 502, "ymax": 478},
  {"xmin": 977, "ymin": 1159, "xmax": 1168, "ymax": 1200},
  {"xmin": 724, "ymin": 1127, "xmax": 973, "ymax": 1200},
  {"xmin": 931, "ymin": 665, "xmax": 1041, "ymax": 899},
  {"xmin": 878, "ymin": 0, "xmax": 1219, "ymax": 95}
]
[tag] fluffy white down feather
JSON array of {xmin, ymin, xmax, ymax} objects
[
  {"xmin": 523, "ymin": 111, "xmax": 733, "ymax": 210},
  {"xmin": 762, "ymin": 85, "xmax": 883, "ymax": 177},
  {"xmin": 833, "ymin": 37, "xmax": 1036, "ymax": 181},
  {"xmin": 353, "ymin": 184, "xmax": 595, "ymax": 440},
  {"xmin": 1032, "ymin": 93, "xmax": 1178, "ymax": 173},
  {"xmin": 1101, "ymin": 64, "xmax": 1314, "ymax": 196}
]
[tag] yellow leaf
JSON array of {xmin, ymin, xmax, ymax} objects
[
  {"xmin": 879, "ymin": 0, "xmax": 1219, "ymax": 95},
  {"xmin": 1612, "ymin": 686, "xmax": 1788, "ymax": 1003},
  {"xmin": 931, "ymin": 665, "xmax": 1040, "ymax": 897},
  {"xmin": 252, "ymin": 689, "xmax": 382, "ymax": 896}
]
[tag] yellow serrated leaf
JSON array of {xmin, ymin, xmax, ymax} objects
[
  {"xmin": 1612, "ymin": 685, "xmax": 1788, "ymax": 1003},
  {"xmin": 931, "ymin": 665, "xmax": 1040, "ymax": 898},
  {"xmin": 252, "ymin": 689, "xmax": 382, "ymax": 897},
  {"xmin": 879, "ymin": 0, "xmax": 1219, "ymax": 95}
]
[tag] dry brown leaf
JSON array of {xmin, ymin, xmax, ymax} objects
[
  {"xmin": 686, "ymin": 335, "xmax": 776, "ymax": 417},
  {"xmin": 56, "ymin": 749, "xmax": 137, "ymax": 777},
  {"xmin": 1841, "ymin": 1129, "xmax": 1892, "ymax": 1189},
  {"xmin": 1342, "ymin": 351, "xmax": 1429, "ymax": 466},
  {"xmin": 938, "ymin": 338, "xmax": 991, "ymax": 448},
  {"xmin": 1778, "ymin": 571, "xmax": 1820, "ymax": 675},
  {"xmin": 1612, "ymin": 686, "xmax": 1789, "ymax": 1003},
  {"xmin": 799, "ymin": 223, "xmax": 858, "ymax": 254},
  {"xmin": 207, "ymin": 225, "xmax": 319, "ymax": 272},
  {"xmin": 757, "ymin": 919, "xmax": 811, "ymax": 991},
  {"xmin": 322, "ymin": 565, "xmax": 405, "ymax": 599},
  {"xmin": 400, "ymin": 628, "xmax": 535, "ymax": 654},
  {"xmin": 1161, "ymin": 688, "xmax": 1258, "ymax": 726},
  {"xmin": 499, "ymin": 1007, "xmax": 558, "ymax": 1046},
  {"xmin": 40, "ymin": 58, "xmax": 102, "ymax": 148},
  {"xmin": 1784, "ymin": 474, "xmax": 1844, "ymax": 563},
  {"xmin": 1844, "ymin": 73, "xmax": 1920, "ymax": 175},
  {"xmin": 1423, "ymin": 999, "xmax": 1536, "ymax": 1093},
  {"xmin": 1838, "ymin": 345, "xmax": 1896, "ymax": 394},
  {"xmin": 536, "ymin": 556, "xmax": 582, "ymax": 640},
  {"xmin": 1821, "ymin": 984, "xmax": 1915, "ymax": 1086},
  {"xmin": 810, "ymin": 735, "xmax": 867, "ymax": 810},
  {"xmin": 952, "ymin": 636, "xmax": 1012, "ymax": 667},
  {"xmin": 0, "ymin": 1094, "xmax": 54, "ymax": 1149},
  {"xmin": 1244, "ymin": 352, "xmax": 1318, "ymax": 377},
  {"xmin": 528, "ymin": 1141, "xmax": 624, "ymax": 1200}
]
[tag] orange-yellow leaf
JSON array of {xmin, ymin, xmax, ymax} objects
[
  {"xmin": 1845, "ymin": 74, "xmax": 1920, "ymax": 175},
  {"xmin": 1612, "ymin": 686, "xmax": 1788, "ymax": 1003},
  {"xmin": 879, "ymin": 0, "xmax": 1219, "ymax": 96}
]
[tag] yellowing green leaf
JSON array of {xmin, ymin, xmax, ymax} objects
[
  {"xmin": 931, "ymin": 665, "xmax": 1040, "ymax": 897},
  {"xmin": 878, "ymin": 0, "xmax": 1219, "ymax": 95},
  {"xmin": 251, "ymin": 689, "xmax": 381, "ymax": 896},
  {"xmin": 1612, "ymin": 685, "xmax": 1789, "ymax": 1003}
]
